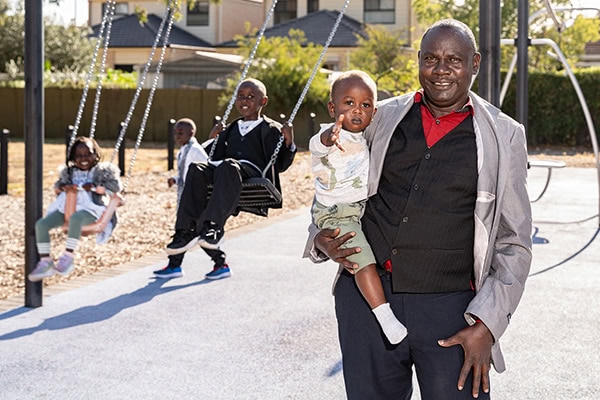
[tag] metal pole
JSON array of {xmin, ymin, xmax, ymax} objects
[
  {"xmin": 65, "ymin": 124, "xmax": 74, "ymax": 163},
  {"xmin": 478, "ymin": 0, "xmax": 501, "ymax": 106},
  {"xmin": 308, "ymin": 112, "xmax": 316, "ymax": 148},
  {"xmin": 0, "ymin": 129, "xmax": 8, "ymax": 195},
  {"xmin": 24, "ymin": 1, "xmax": 44, "ymax": 308},
  {"xmin": 167, "ymin": 118, "xmax": 175, "ymax": 171},
  {"xmin": 516, "ymin": 0, "xmax": 529, "ymax": 133},
  {"xmin": 118, "ymin": 122, "xmax": 126, "ymax": 177}
]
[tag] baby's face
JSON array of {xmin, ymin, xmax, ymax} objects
[{"xmin": 328, "ymin": 77, "xmax": 377, "ymax": 133}]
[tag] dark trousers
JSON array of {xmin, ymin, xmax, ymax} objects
[
  {"xmin": 175, "ymin": 159, "xmax": 261, "ymax": 232},
  {"xmin": 334, "ymin": 271, "xmax": 490, "ymax": 400},
  {"xmin": 167, "ymin": 247, "xmax": 226, "ymax": 269}
]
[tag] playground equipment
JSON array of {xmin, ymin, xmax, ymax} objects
[{"xmin": 500, "ymin": 4, "xmax": 600, "ymax": 224}]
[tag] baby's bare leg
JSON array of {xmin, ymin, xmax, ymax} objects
[{"xmin": 355, "ymin": 264, "xmax": 407, "ymax": 344}]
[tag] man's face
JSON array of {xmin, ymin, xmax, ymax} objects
[
  {"xmin": 235, "ymin": 82, "xmax": 267, "ymax": 121},
  {"xmin": 418, "ymin": 26, "xmax": 480, "ymax": 116}
]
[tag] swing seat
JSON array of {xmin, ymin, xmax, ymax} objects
[
  {"xmin": 206, "ymin": 177, "xmax": 282, "ymax": 209},
  {"xmin": 61, "ymin": 191, "xmax": 126, "ymax": 236}
]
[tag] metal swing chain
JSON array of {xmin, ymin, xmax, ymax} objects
[
  {"xmin": 69, "ymin": 0, "xmax": 116, "ymax": 150},
  {"xmin": 262, "ymin": 0, "xmax": 351, "ymax": 177},
  {"xmin": 208, "ymin": 0, "xmax": 279, "ymax": 161},
  {"xmin": 109, "ymin": 0, "xmax": 175, "ymax": 166},
  {"xmin": 88, "ymin": 1, "xmax": 117, "ymax": 140},
  {"xmin": 122, "ymin": 1, "xmax": 178, "ymax": 193}
]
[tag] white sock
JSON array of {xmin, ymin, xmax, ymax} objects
[{"xmin": 372, "ymin": 303, "xmax": 407, "ymax": 344}]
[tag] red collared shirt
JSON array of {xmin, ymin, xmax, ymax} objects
[{"xmin": 415, "ymin": 90, "xmax": 474, "ymax": 148}]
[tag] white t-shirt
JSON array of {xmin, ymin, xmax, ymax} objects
[{"xmin": 309, "ymin": 122, "xmax": 369, "ymax": 207}]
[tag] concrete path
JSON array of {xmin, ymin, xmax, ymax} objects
[{"xmin": 0, "ymin": 166, "xmax": 598, "ymax": 400}]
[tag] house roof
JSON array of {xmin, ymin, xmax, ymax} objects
[
  {"xmin": 91, "ymin": 14, "xmax": 213, "ymax": 48},
  {"xmin": 216, "ymin": 9, "xmax": 366, "ymax": 48}
]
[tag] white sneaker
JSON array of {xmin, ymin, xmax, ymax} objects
[
  {"xmin": 28, "ymin": 258, "xmax": 56, "ymax": 282},
  {"xmin": 55, "ymin": 252, "xmax": 75, "ymax": 276}
]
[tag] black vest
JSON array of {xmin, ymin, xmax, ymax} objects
[
  {"xmin": 362, "ymin": 103, "xmax": 478, "ymax": 293},
  {"xmin": 222, "ymin": 123, "xmax": 267, "ymax": 170}
]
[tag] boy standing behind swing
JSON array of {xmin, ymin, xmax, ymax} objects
[
  {"xmin": 153, "ymin": 118, "xmax": 208, "ymax": 279},
  {"xmin": 164, "ymin": 78, "xmax": 296, "ymax": 280}
]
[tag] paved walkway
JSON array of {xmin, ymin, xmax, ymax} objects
[{"xmin": 0, "ymin": 166, "xmax": 598, "ymax": 399}]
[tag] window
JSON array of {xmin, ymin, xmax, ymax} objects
[
  {"xmin": 274, "ymin": 0, "xmax": 297, "ymax": 24},
  {"xmin": 102, "ymin": 2, "xmax": 129, "ymax": 17},
  {"xmin": 364, "ymin": 0, "xmax": 395, "ymax": 24},
  {"xmin": 307, "ymin": 0, "xmax": 318, "ymax": 13},
  {"xmin": 188, "ymin": 0, "xmax": 209, "ymax": 26}
]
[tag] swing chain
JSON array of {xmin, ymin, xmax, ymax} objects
[
  {"xmin": 220, "ymin": 0, "xmax": 279, "ymax": 126},
  {"xmin": 210, "ymin": 0, "xmax": 350, "ymax": 175},
  {"xmin": 286, "ymin": 0, "xmax": 350, "ymax": 125},
  {"xmin": 208, "ymin": 0, "xmax": 279, "ymax": 161},
  {"xmin": 109, "ymin": 0, "xmax": 176, "ymax": 166},
  {"xmin": 69, "ymin": 0, "xmax": 116, "ymax": 150},
  {"xmin": 88, "ymin": 0, "xmax": 116, "ymax": 141},
  {"xmin": 122, "ymin": 1, "xmax": 178, "ymax": 192}
]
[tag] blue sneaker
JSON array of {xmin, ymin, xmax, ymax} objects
[
  {"xmin": 205, "ymin": 264, "xmax": 231, "ymax": 280},
  {"xmin": 153, "ymin": 265, "xmax": 184, "ymax": 279}
]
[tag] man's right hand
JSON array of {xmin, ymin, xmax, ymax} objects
[{"xmin": 314, "ymin": 227, "xmax": 360, "ymax": 272}]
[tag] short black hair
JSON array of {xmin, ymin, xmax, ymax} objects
[
  {"xmin": 422, "ymin": 19, "xmax": 478, "ymax": 53},
  {"xmin": 330, "ymin": 70, "xmax": 378, "ymax": 104}
]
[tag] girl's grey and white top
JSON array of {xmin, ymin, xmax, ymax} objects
[
  {"xmin": 309, "ymin": 122, "xmax": 370, "ymax": 207},
  {"xmin": 46, "ymin": 162, "xmax": 122, "ymax": 244},
  {"xmin": 173, "ymin": 136, "xmax": 208, "ymax": 204}
]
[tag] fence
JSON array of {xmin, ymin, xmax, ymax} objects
[{"xmin": 0, "ymin": 88, "xmax": 326, "ymax": 148}]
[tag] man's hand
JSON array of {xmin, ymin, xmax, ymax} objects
[
  {"xmin": 167, "ymin": 177, "xmax": 176, "ymax": 188},
  {"xmin": 438, "ymin": 321, "xmax": 494, "ymax": 398},
  {"xmin": 314, "ymin": 227, "xmax": 360, "ymax": 272},
  {"xmin": 282, "ymin": 122, "xmax": 294, "ymax": 148},
  {"xmin": 320, "ymin": 115, "xmax": 345, "ymax": 151}
]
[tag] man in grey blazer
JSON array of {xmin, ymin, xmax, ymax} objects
[{"xmin": 305, "ymin": 19, "xmax": 532, "ymax": 399}]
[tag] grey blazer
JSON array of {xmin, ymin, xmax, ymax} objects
[{"xmin": 305, "ymin": 91, "xmax": 533, "ymax": 373}]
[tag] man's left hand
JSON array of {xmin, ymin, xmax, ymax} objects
[{"xmin": 438, "ymin": 321, "xmax": 494, "ymax": 398}]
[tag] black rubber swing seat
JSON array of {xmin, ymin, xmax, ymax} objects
[{"xmin": 206, "ymin": 177, "xmax": 282, "ymax": 208}]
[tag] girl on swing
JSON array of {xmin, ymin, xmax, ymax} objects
[{"xmin": 28, "ymin": 136, "xmax": 123, "ymax": 282}]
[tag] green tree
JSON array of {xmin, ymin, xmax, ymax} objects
[
  {"xmin": 349, "ymin": 24, "xmax": 419, "ymax": 96},
  {"xmin": 0, "ymin": 2, "xmax": 95, "ymax": 75},
  {"xmin": 221, "ymin": 28, "xmax": 330, "ymax": 120},
  {"xmin": 0, "ymin": 2, "xmax": 25, "ymax": 75}
]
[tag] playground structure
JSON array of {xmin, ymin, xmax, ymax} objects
[{"xmin": 500, "ymin": 3, "xmax": 600, "ymax": 223}]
